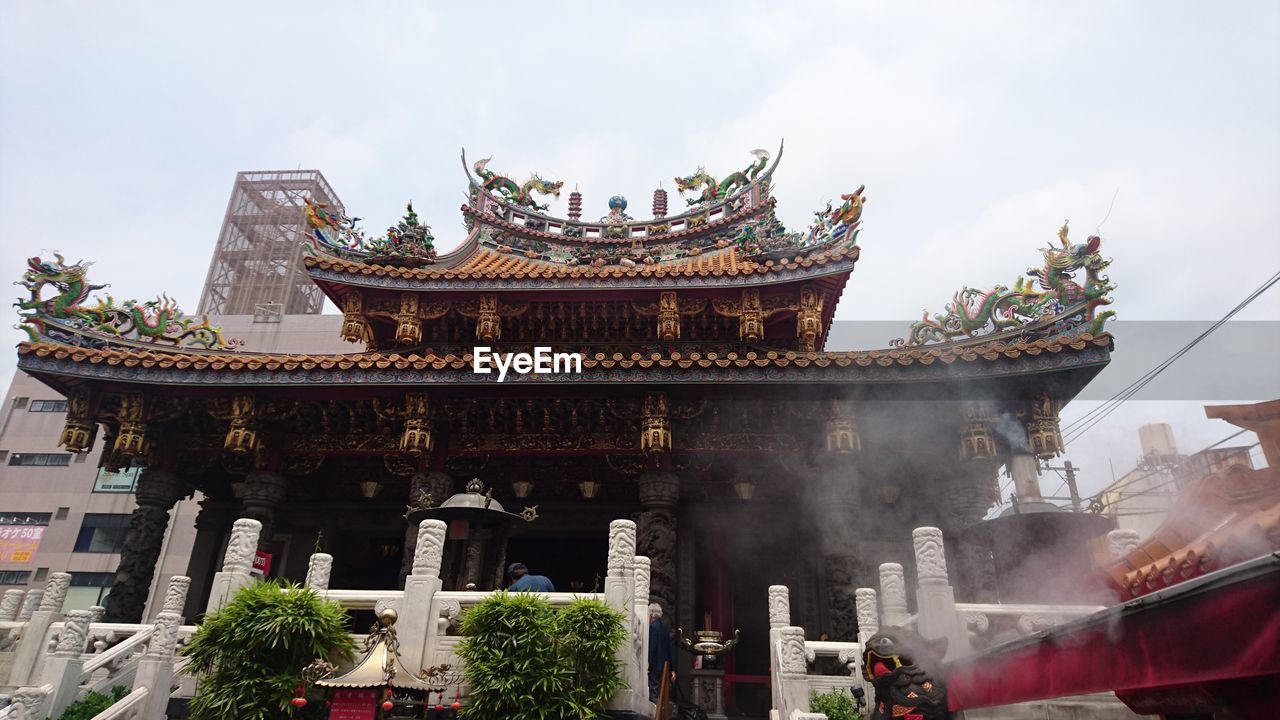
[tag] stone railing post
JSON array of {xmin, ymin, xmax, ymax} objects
[
  {"xmin": 633, "ymin": 555, "xmax": 651, "ymax": 706},
  {"xmin": 133, "ymin": 599, "xmax": 184, "ymax": 720},
  {"xmin": 305, "ymin": 553, "xmax": 334, "ymax": 592},
  {"xmin": 767, "ymin": 585, "xmax": 792, "ymax": 713},
  {"xmin": 206, "ymin": 518, "xmax": 261, "ymax": 614},
  {"xmin": 605, "ymin": 519, "xmax": 640, "ymax": 712},
  {"xmin": 44, "ymin": 608, "xmax": 92, "ymax": 718},
  {"xmin": 854, "ymin": 587, "xmax": 879, "ymax": 699},
  {"xmin": 10, "ymin": 572, "xmax": 70, "ymax": 686},
  {"xmin": 878, "ymin": 563, "xmax": 909, "ymax": 627},
  {"xmin": 160, "ymin": 575, "xmax": 191, "ymax": 622},
  {"xmin": 404, "ymin": 519, "xmax": 445, "ymax": 674},
  {"xmin": 0, "ymin": 589, "xmax": 23, "ymax": 621},
  {"xmin": 912, "ymin": 527, "xmax": 969, "ymax": 660},
  {"xmin": 7, "ymin": 685, "xmax": 52, "ymax": 720},
  {"xmin": 15, "ymin": 590, "xmax": 42, "ymax": 622},
  {"xmin": 775, "ymin": 626, "xmax": 811, "ymax": 718}
]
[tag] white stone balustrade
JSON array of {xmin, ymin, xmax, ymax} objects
[
  {"xmin": 878, "ymin": 563, "xmax": 909, "ymax": 627},
  {"xmin": 912, "ymin": 526, "xmax": 970, "ymax": 660},
  {"xmin": 305, "ymin": 553, "xmax": 333, "ymax": 591}
]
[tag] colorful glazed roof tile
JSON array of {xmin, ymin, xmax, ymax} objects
[{"xmin": 15, "ymin": 333, "xmax": 1113, "ymax": 387}]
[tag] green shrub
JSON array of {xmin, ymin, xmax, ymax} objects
[
  {"xmin": 457, "ymin": 592, "xmax": 627, "ymax": 720},
  {"xmin": 58, "ymin": 686, "xmax": 129, "ymax": 720},
  {"xmin": 553, "ymin": 598, "xmax": 628, "ymax": 720},
  {"xmin": 182, "ymin": 580, "xmax": 356, "ymax": 720},
  {"xmin": 810, "ymin": 688, "xmax": 861, "ymax": 720}
]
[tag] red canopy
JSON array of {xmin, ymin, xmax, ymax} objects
[{"xmin": 946, "ymin": 553, "xmax": 1280, "ymax": 711}]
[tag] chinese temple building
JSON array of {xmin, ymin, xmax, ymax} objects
[{"xmin": 14, "ymin": 145, "xmax": 1117, "ymax": 709}]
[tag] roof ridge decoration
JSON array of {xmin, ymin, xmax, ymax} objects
[
  {"xmin": 305, "ymin": 200, "xmax": 438, "ymax": 267},
  {"xmin": 16, "ymin": 254, "xmax": 237, "ymax": 350},
  {"xmin": 471, "ymin": 156, "xmax": 565, "ymax": 212},
  {"xmin": 674, "ymin": 148, "xmax": 771, "ymax": 208},
  {"xmin": 892, "ymin": 221, "xmax": 1115, "ymax": 347}
]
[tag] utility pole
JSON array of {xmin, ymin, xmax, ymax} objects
[{"xmin": 1044, "ymin": 460, "xmax": 1083, "ymax": 511}]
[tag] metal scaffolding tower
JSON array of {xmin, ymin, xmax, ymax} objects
[{"xmin": 198, "ymin": 170, "xmax": 344, "ymax": 316}]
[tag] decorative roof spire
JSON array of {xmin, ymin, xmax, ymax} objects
[
  {"xmin": 567, "ymin": 187, "xmax": 583, "ymax": 221},
  {"xmin": 652, "ymin": 185, "xmax": 668, "ymax": 218}
]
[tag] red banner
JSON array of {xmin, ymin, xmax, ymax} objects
[
  {"xmin": 328, "ymin": 688, "xmax": 378, "ymax": 720},
  {"xmin": 251, "ymin": 550, "xmax": 272, "ymax": 577},
  {"xmin": 0, "ymin": 525, "xmax": 44, "ymax": 563}
]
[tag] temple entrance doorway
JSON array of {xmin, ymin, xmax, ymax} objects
[{"xmin": 502, "ymin": 532, "xmax": 607, "ymax": 593}]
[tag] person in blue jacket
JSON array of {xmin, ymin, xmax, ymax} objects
[{"xmin": 507, "ymin": 562, "xmax": 555, "ymax": 592}]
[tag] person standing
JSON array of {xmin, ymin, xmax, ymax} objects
[
  {"xmin": 648, "ymin": 602, "xmax": 677, "ymax": 701},
  {"xmin": 507, "ymin": 562, "xmax": 555, "ymax": 592}
]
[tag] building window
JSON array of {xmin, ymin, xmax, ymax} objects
[
  {"xmin": 74, "ymin": 514, "xmax": 131, "ymax": 553},
  {"xmin": 93, "ymin": 466, "xmax": 143, "ymax": 493},
  {"xmin": 28, "ymin": 400, "xmax": 68, "ymax": 412},
  {"xmin": 65, "ymin": 572, "xmax": 114, "ymax": 609},
  {"xmin": 0, "ymin": 570, "xmax": 31, "ymax": 585},
  {"xmin": 0, "ymin": 512, "xmax": 52, "ymax": 526},
  {"xmin": 7, "ymin": 453, "xmax": 71, "ymax": 467}
]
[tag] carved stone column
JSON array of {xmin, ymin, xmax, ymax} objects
[
  {"xmin": 817, "ymin": 475, "xmax": 862, "ymax": 641},
  {"xmin": 305, "ymin": 553, "xmax": 333, "ymax": 591},
  {"xmin": 239, "ymin": 471, "xmax": 288, "ymax": 551},
  {"xmin": 637, "ymin": 471, "xmax": 680, "ymax": 619},
  {"xmin": 878, "ymin": 562, "xmax": 909, "ymax": 627},
  {"xmin": 104, "ymin": 469, "xmax": 182, "ymax": 623},
  {"xmin": 399, "ymin": 471, "xmax": 452, "ymax": 582},
  {"xmin": 946, "ymin": 465, "xmax": 999, "ymax": 602}
]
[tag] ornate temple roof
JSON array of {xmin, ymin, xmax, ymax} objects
[{"xmin": 301, "ymin": 143, "xmax": 869, "ymax": 291}]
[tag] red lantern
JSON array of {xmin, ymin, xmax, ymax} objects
[
  {"xmin": 291, "ymin": 697, "xmax": 307, "ymax": 708},
  {"xmin": 381, "ymin": 699, "xmax": 394, "ymax": 711}
]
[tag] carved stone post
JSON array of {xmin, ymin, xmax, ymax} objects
[
  {"xmin": 775, "ymin": 626, "xmax": 811, "ymax": 718},
  {"xmin": 16, "ymin": 589, "xmax": 43, "ymax": 621},
  {"xmin": 403, "ymin": 519, "xmax": 446, "ymax": 673},
  {"xmin": 767, "ymin": 585, "xmax": 792, "ymax": 713},
  {"xmin": 45, "ymin": 608, "xmax": 93, "ymax": 718},
  {"xmin": 912, "ymin": 527, "xmax": 969, "ymax": 660},
  {"xmin": 854, "ymin": 587, "xmax": 880, "ymax": 700},
  {"xmin": 160, "ymin": 575, "xmax": 191, "ymax": 622},
  {"xmin": 135, "ymin": 592, "xmax": 185, "ymax": 720},
  {"xmin": 399, "ymin": 471, "xmax": 452, "ymax": 582},
  {"xmin": 306, "ymin": 553, "xmax": 334, "ymax": 591},
  {"xmin": 878, "ymin": 563, "xmax": 909, "ymax": 627},
  {"xmin": 206, "ymin": 518, "xmax": 261, "ymax": 614},
  {"xmin": 240, "ymin": 471, "xmax": 288, "ymax": 551},
  {"xmin": 104, "ymin": 469, "xmax": 183, "ymax": 623},
  {"xmin": 606, "ymin": 520, "xmax": 641, "ymax": 712},
  {"xmin": 8, "ymin": 685, "xmax": 51, "ymax": 720},
  {"xmin": 633, "ymin": 555, "xmax": 652, "ymax": 706},
  {"xmin": 637, "ymin": 471, "xmax": 679, "ymax": 620},
  {"xmin": 0, "ymin": 589, "xmax": 23, "ymax": 621},
  {"xmin": 9, "ymin": 573, "xmax": 70, "ymax": 686}
]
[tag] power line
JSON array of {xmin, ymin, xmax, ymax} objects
[{"xmin": 1060, "ymin": 269, "xmax": 1280, "ymax": 445}]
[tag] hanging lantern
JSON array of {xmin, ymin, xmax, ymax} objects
[
  {"xmin": 960, "ymin": 402, "xmax": 997, "ymax": 461},
  {"xmin": 640, "ymin": 392, "xmax": 672, "ymax": 454},
  {"xmin": 360, "ymin": 480, "xmax": 383, "ymax": 499},
  {"xmin": 824, "ymin": 399, "xmax": 861, "ymax": 454},
  {"xmin": 511, "ymin": 479, "xmax": 533, "ymax": 499},
  {"xmin": 578, "ymin": 480, "xmax": 601, "ymax": 499},
  {"xmin": 1024, "ymin": 392, "xmax": 1064, "ymax": 459},
  {"xmin": 732, "ymin": 479, "xmax": 757, "ymax": 501}
]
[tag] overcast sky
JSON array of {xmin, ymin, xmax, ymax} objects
[{"xmin": 1, "ymin": 1, "xmax": 1277, "ymax": 499}]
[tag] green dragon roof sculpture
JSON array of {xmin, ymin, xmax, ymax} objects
[
  {"xmin": 17, "ymin": 254, "xmax": 236, "ymax": 350},
  {"xmin": 892, "ymin": 221, "xmax": 1115, "ymax": 347}
]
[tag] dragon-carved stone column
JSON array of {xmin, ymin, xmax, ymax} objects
[
  {"xmin": 945, "ymin": 465, "xmax": 999, "ymax": 602},
  {"xmin": 814, "ymin": 474, "xmax": 863, "ymax": 641},
  {"xmin": 637, "ymin": 471, "xmax": 680, "ymax": 620},
  {"xmin": 104, "ymin": 469, "xmax": 183, "ymax": 623},
  {"xmin": 239, "ymin": 471, "xmax": 288, "ymax": 552}
]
